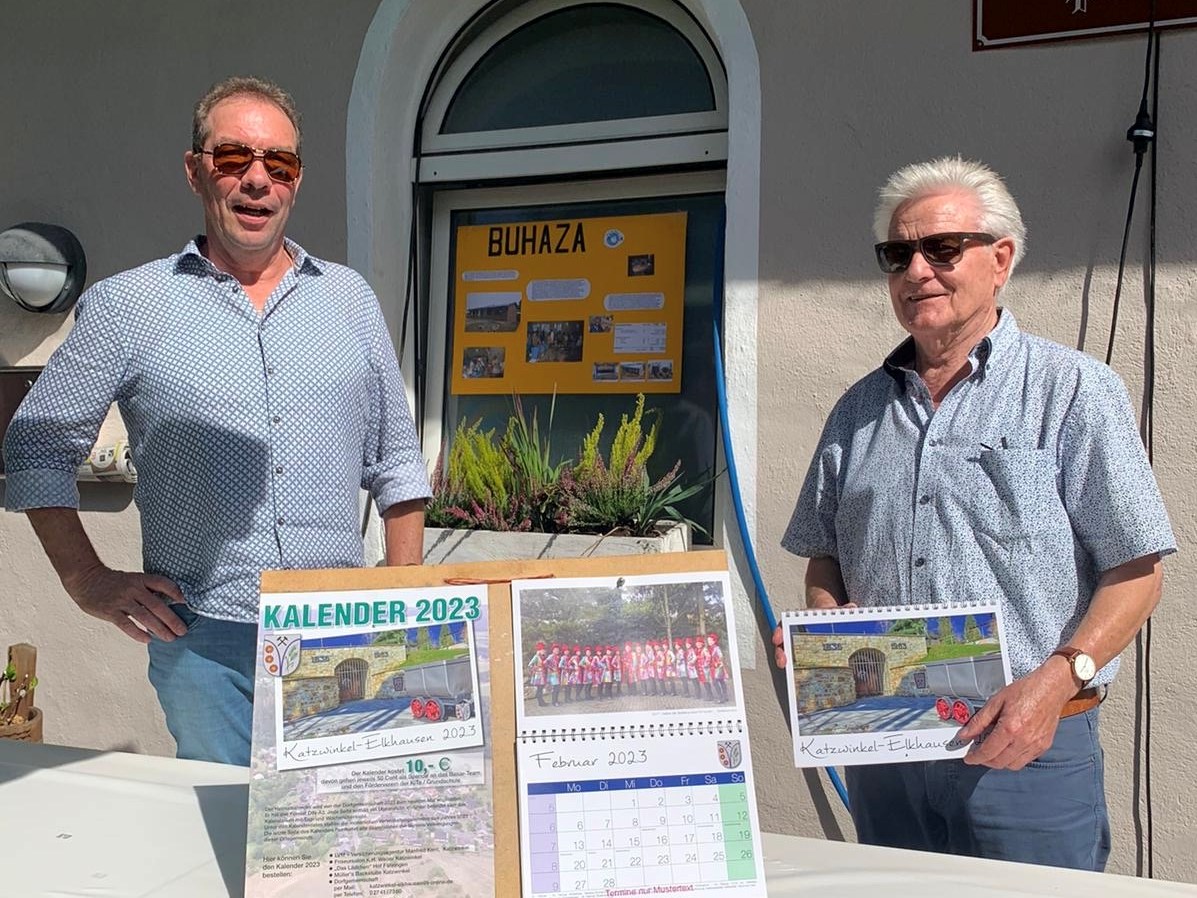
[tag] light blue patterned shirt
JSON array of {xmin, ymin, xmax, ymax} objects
[
  {"xmin": 4, "ymin": 239, "xmax": 431, "ymax": 622},
  {"xmin": 782, "ymin": 310, "xmax": 1175, "ymax": 683}
]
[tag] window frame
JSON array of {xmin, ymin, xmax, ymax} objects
[
  {"xmin": 422, "ymin": 170, "xmax": 727, "ymax": 462},
  {"xmin": 417, "ymin": 0, "xmax": 729, "ymax": 181}
]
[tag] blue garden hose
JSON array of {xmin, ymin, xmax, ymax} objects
[{"xmin": 710, "ymin": 224, "xmax": 851, "ymax": 813}]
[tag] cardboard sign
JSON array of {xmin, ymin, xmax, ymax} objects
[{"xmin": 451, "ymin": 212, "xmax": 687, "ymax": 396}]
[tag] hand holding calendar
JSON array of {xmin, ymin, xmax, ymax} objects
[{"xmin": 780, "ymin": 602, "xmax": 1013, "ymax": 767}]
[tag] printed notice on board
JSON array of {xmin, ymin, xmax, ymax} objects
[
  {"xmin": 452, "ymin": 211, "xmax": 687, "ymax": 395},
  {"xmin": 245, "ymin": 587, "xmax": 496, "ymax": 897}
]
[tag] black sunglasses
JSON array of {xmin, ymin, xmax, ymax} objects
[
  {"xmin": 195, "ymin": 142, "xmax": 302, "ymax": 184},
  {"xmin": 874, "ymin": 232, "xmax": 996, "ymax": 273}
]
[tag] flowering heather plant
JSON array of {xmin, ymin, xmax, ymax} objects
[
  {"xmin": 427, "ymin": 394, "xmax": 707, "ymax": 536},
  {"xmin": 559, "ymin": 395, "xmax": 708, "ymax": 537},
  {"xmin": 425, "ymin": 420, "xmax": 533, "ymax": 532}
]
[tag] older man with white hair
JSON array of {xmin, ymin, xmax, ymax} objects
[{"xmin": 774, "ymin": 157, "xmax": 1174, "ymax": 870}]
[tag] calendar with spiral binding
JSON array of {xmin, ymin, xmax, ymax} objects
[
  {"xmin": 511, "ymin": 570, "xmax": 767, "ymax": 898},
  {"xmin": 781, "ymin": 602, "xmax": 1012, "ymax": 767}
]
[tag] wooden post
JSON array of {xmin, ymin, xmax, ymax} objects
[{"xmin": 7, "ymin": 643, "xmax": 37, "ymax": 720}]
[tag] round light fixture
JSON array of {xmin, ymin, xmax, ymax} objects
[{"xmin": 0, "ymin": 222, "xmax": 87, "ymax": 313}]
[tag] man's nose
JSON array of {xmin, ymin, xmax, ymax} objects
[
  {"xmin": 240, "ymin": 159, "xmax": 272, "ymax": 190},
  {"xmin": 904, "ymin": 245, "xmax": 937, "ymax": 280}
]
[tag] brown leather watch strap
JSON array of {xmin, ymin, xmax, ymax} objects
[{"xmin": 1050, "ymin": 646, "xmax": 1082, "ymax": 664}]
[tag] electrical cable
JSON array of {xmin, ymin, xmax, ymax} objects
[
  {"xmin": 1140, "ymin": 26, "xmax": 1160, "ymax": 880},
  {"xmin": 1105, "ymin": 3, "xmax": 1159, "ymax": 877},
  {"xmin": 1102, "ymin": 158, "xmax": 1144, "ymax": 367},
  {"xmin": 709, "ymin": 216, "xmax": 852, "ymax": 813}
]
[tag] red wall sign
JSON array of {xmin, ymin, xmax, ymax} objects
[{"xmin": 975, "ymin": 0, "xmax": 1197, "ymax": 50}]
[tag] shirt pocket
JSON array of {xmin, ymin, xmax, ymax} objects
[{"xmin": 973, "ymin": 447, "xmax": 1060, "ymax": 542}]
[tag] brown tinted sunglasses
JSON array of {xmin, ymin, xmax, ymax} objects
[
  {"xmin": 874, "ymin": 232, "xmax": 996, "ymax": 273},
  {"xmin": 195, "ymin": 142, "xmax": 302, "ymax": 183}
]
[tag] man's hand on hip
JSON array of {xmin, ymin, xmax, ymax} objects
[
  {"xmin": 956, "ymin": 661, "xmax": 1078, "ymax": 770},
  {"xmin": 64, "ymin": 566, "xmax": 188, "ymax": 644}
]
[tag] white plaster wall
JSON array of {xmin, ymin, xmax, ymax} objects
[
  {"xmin": 1, "ymin": 0, "xmax": 1193, "ymax": 885},
  {"xmin": 741, "ymin": 0, "xmax": 1197, "ymax": 882}
]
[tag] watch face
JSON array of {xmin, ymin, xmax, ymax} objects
[{"xmin": 1075, "ymin": 653, "xmax": 1097, "ymax": 682}]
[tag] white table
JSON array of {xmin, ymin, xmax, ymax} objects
[
  {"xmin": 2, "ymin": 741, "xmax": 1194, "ymax": 897},
  {"xmin": 760, "ymin": 832, "xmax": 1197, "ymax": 897},
  {"xmin": 0, "ymin": 740, "xmax": 247, "ymax": 896}
]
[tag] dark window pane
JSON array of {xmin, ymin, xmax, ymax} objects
[{"xmin": 442, "ymin": 4, "xmax": 716, "ymax": 134}]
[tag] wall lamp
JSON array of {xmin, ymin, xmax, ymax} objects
[{"xmin": 0, "ymin": 222, "xmax": 87, "ymax": 314}]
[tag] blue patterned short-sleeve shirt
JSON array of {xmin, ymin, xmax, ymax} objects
[
  {"xmin": 4, "ymin": 238, "xmax": 431, "ymax": 622},
  {"xmin": 782, "ymin": 310, "xmax": 1175, "ymax": 683}
]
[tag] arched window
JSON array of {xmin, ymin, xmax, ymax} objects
[
  {"xmin": 365, "ymin": 0, "xmax": 741, "ymax": 541},
  {"xmin": 418, "ymin": 0, "xmax": 728, "ymax": 181},
  {"xmin": 351, "ymin": 0, "xmax": 760, "ymax": 623}
]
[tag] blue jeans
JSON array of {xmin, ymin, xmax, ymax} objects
[
  {"xmin": 845, "ymin": 707, "xmax": 1110, "ymax": 871},
  {"xmin": 146, "ymin": 606, "xmax": 257, "ymax": 766}
]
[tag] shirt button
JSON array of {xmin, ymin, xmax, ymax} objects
[
  {"xmin": 271, "ymin": 416, "xmax": 281, "ymax": 424},
  {"xmin": 919, "ymin": 494, "xmax": 931, "ymax": 505},
  {"xmin": 266, "ymin": 366, "xmax": 275, "ymax": 375},
  {"xmin": 275, "ymin": 466, "xmax": 283, "ymax": 474},
  {"xmin": 927, "ymin": 438, "xmax": 939, "ymax": 447},
  {"xmin": 914, "ymin": 557, "xmax": 926, "ymax": 568},
  {"xmin": 277, "ymin": 517, "xmax": 285, "ymax": 526}
]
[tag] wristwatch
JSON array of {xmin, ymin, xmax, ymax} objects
[{"xmin": 1050, "ymin": 645, "xmax": 1097, "ymax": 686}]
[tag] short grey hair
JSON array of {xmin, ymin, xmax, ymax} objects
[
  {"xmin": 191, "ymin": 76, "xmax": 302, "ymax": 154},
  {"xmin": 873, "ymin": 156, "xmax": 1027, "ymax": 275}
]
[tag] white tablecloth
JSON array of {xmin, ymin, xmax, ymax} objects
[{"xmin": 2, "ymin": 741, "xmax": 1193, "ymax": 897}]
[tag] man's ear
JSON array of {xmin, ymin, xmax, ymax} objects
[
  {"xmin": 183, "ymin": 150, "xmax": 201, "ymax": 196},
  {"xmin": 992, "ymin": 236, "xmax": 1016, "ymax": 290}
]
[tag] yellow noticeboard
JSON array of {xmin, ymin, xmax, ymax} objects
[{"xmin": 451, "ymin": 211, "xmax": 687, "ymax": 395}]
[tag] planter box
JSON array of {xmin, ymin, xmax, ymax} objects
[
  {"xmin": 0, "ymin": 706, "xmax": 42, "ymax": 742},
  {"xmin": 422, "ymin": 521, "xmax": 691, "ymax": 565}
]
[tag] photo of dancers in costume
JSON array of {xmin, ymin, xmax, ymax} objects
[{"xmin": 516, "ymin": 575, "xmax": 734, "ymax": 718}]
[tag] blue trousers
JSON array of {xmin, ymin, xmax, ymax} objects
[
  {"xmin": 146, "ymin": 605, "xmax": 257, "ymax": 766},
  {"xmin": 845, "ymin": 707, "xmax": 1110, "ymax": 871}
]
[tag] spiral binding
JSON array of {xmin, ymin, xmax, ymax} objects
[
  {"xmin": 782, "ymin": 601, "xmax": 992, "ymax": 616},
  {"xmin": 518, "ymin": 719, "xmax": 745, "ymax": 742}
]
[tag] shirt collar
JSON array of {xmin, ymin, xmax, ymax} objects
[
  {"xmin": 175, "ymin": 236, "xmax": 323, "ymax": 278},
  {"xmin": 883, "ymin": 307, "xmax": 1019, "ymax": 386}
]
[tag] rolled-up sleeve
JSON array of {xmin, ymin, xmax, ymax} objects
[
  {"xmin": 1058, "ymin": 363, "xmax": 1176, "ymax": 571},
  {"xmin": 357, "ymin": 287, "xmax": 431, "ymax": 514},
  {"xmin": 4, "ymin": 285, "xmax": 128, "ymax": 511}
]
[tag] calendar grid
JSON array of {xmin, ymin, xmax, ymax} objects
[{"xmin": 525, "ymin": 771, "xmax": 756, "ymax": 894}]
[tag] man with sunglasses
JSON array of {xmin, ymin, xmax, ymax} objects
[
  {"xmin": 773, "ymin": 157, "xmax": 1173, "ymax": 870},
  {"xmin": 3, "ymin": 76, "xmax": 430, "ymax": 766}
]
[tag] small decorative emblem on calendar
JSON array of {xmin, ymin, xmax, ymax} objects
[
  {"xmin": 717, "ymin": 739, "xmax": 743, "ymax": 769},
  {"xmin": 262, "ymin": 633, "xmax": 302, "ymax": 677}
]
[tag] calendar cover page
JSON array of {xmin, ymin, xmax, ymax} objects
[
  {"xmin": 510, "ymin": 571, "xmax": 767, "ymax": 898},
  {"xmin": 783, "ymin": 603, "xmax": 1012, "ymax": 767},
  {"xmin": 245, "ymin": 585, "xmax": 495, "ymax": 897}
]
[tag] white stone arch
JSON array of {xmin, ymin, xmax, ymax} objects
[{"xmin": 346, "ymin": 0, "xmax": 762, "ymax": 628}]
